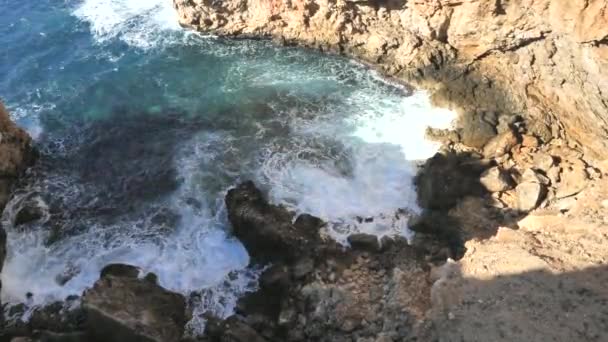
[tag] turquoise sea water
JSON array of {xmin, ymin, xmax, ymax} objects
[{"xmin": 0, "ymin": 0, "xmax": 454, "ymax": 332}]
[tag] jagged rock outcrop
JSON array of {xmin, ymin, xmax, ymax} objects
[
  {"xmin": 0, "ymin": 101, "xmax": 35, "ymax": 327},
  {"xmin": 82, "ymin": 264, "xmax": 191, "ymax": 342},
  {"xmin": 173, "ymin": 0, "xmax": 608, "ymax": 159},
  {"xmin": 219, "ymin": 181, "xmax": 435, "ymax": 341},
  {"xmin": 0, "ymin": 102, "xmax": 35, "ymax": 210}
]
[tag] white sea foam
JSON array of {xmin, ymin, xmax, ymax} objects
[
  {"xmin": 2, "ymin": 0, "xmax": 456, "ymax": 332},
  {"xmin": 73, "ymin": 0, "xmax": 181, "ymax": 48},
  {"xmin": 1, "ymin": 133, "xmax": 258, "ymax": 334},
  {"xmin": 260, "ymin": 90, "xmax": 455, "ymax": 244}
]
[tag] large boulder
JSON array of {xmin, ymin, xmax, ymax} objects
[
  {"xmin": 82, "ymin": 264, "xmax": 190, "ymax": 342},
  {"xmin": 516, "ymin": 182, "xmax": 546, "ymax": 212},
  {"xmin": 225, "ymin": 181, "xmax": 324, "ymax": 263},
  {"xmin": 460, "ymin": 113, "xmax": 497, "ymax": 149},
  {"xmin": 480, "ymin": 166, "xmax": 514, "ymax": 193},
  {"xmin": 416, "ymin": 152, "xmax": 488, "ymax": 210}
]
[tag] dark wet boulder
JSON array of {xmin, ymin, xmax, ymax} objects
[
  {"xmin": 14, "ymin": 204, "xmax": 44, "ymax": 226},
  {"xmin": 28, "ymin": 298, "xmax": 86, "ymax": 334},
  {"xmin": 206, "ymin": 316, "xmax": 268, "ymax": 342},
  {"xmin": 82, "ymin": 264, "xmax": 190, "ymax": 342},
  {"xmin": 99, "ymin": 263, "xmax": 141, "ymax": 278},
  {"xmin": 347, "ymin": 233, "xmax": 380, "ymax": 252},
  {"xmin": 6, "ymin": 194, "xmax": 48, "ymax": 227},
  {"xmin": 483, "ymin": 129, "xmax": 519, "ymax": 159},
  {"xmin": 293, "ymin": 213, "xmax": 325, "ymax": 232},
  {"xmin": 1, "ymin": 297, "xmax": 85, "ymax": 341},
  {"xmin": 416, "ymin": 152, "xmax": 488, "ymax": 210},
  {"xmin": 225, "ymin": 181, "xmax": 322, "ymax": 263}
]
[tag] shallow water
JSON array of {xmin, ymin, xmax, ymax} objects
[{"xmin": 0, "ymin": 0, "xmax": 454, "ymax": 332}]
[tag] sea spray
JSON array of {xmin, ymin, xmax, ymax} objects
[{"xmin": 1, "ymin": 0, "xmax": 455, "ymax": 334}]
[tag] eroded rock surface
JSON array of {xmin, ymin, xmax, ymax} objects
[
  {"xmin": 219, "ymin": 181, "xmax": 434, "ymax": 341},
  {"xmin": 82, "ymin": 264, "xmax": 191, "ymax": 342},
  {"xmin": 173, "ymin": 0, "xmax": 608, "ymax": 159}
]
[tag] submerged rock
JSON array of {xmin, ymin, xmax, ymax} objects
[
  {"xmin": 82, "ymin": 264, "xmax": 190, "ymax": 342},
  {"xmin": 13, "ymin": 196, "xmax": 48, "ymax": 226}
]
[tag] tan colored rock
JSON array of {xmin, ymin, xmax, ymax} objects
[
  {"xmin": 173, "ymin": 0, "xmax": 608, "ymax": 159},
  {"xmin": 521, "ymin": 168, "xmax": 551, "ymax": 185},
  {"xmin": 532, "ymin": 152, "xmax": 555, "ymax": 172},
  {"xmin": 483, "ymin": 129, "xmax": 519, "ymax": 158},
  {"xmin": 480, "ymin": 166, "xmax": 514, "ymax": 193},
  {"xmin": 521, "ymin": 135, "xmax": 539, "ymax": 148},
  {"xmin": 556, "ymin": 165, "xmax": 589, "ymax": 199},
  {"xmin": 516, "ymin": 182, "xmax": 545, "ymax": 211},
  {"xmin": 0, "ymin": 102, "xmax": 34, "ymax": 209}
]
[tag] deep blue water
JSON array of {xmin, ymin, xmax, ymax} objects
[{"xmin": 0, "ymin": 0, "xmax": 453, "ymax": 332}]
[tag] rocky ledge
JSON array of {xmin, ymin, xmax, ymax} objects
[
  {"xmin": 206, "ymin": 174, "xmax": 608, "ymax": 342},
  {"xmin": 208, "ymin": 181, "xmax": 434, "ymax": 341}
]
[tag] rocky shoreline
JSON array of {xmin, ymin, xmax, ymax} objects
[
  {"xmin": 169, "ymin": 0, "xmax": 608, "ymax": 340},
  {"xmin": 0, "ymin": 102, "xmax": 36, "ymax": 334},
  {"xmin": 0, "ymin": 113, "xmax": 607, "ymax": 341},
  {"xmin": 173, "ymin": 0, "xmax": 608, "ymax": 159},
  {"xmin": 1, "ymin": 0, "xmax": 608, "ymax": 341}
]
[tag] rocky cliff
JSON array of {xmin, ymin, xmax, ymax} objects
[
  {"xmin": 0, "ymin": 102, "xmax": 35, "ymax": 326},
  {"xmin": 173, "ymin": 0, "xmax": 608, "ymax": 159}
]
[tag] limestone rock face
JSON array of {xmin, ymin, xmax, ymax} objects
[{"xmin": 173, "ymin": 0, "xmax": 608, "ymax": 159}]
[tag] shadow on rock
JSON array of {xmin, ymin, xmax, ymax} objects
[
  {"xmin": 1, "ymin": 264, "xmax": 191, "ymax": 342},
  {"xmin": 201, "ymin": 181, "xmax": 433, "ymax": 342},
  {"xmin": 429, "ymin": 262, "xmax": 608, "ymax": 341}
]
